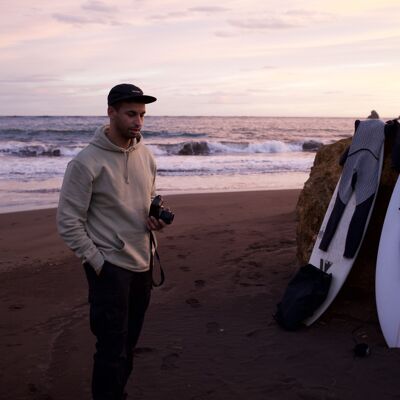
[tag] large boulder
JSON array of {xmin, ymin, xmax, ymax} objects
[
  {"xmin": 295, "ymin": 131, "xmax": 398, "ymax": 310},
  {"xmin": 302, "ymin": 140, "xmax": 323, "ymax": 152},
  {"xmin": 178, "ymin": 141, "xmax": 210, "ymax": 155},
  {"xmin": 368, "ymin": 110, "xmax": 380, "ymax": 119}
]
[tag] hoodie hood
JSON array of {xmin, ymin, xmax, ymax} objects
[
  {"xmin": 90, "ymin": 125, "xmax": 142, "ymax": 153},
  {"xmin": 89, "ymin": 125, "xmax": 143, "ymax": 184}
]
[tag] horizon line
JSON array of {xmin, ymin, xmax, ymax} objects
[{"xmin": 0, "ymin": 114, "xmax": 393, "ymax": 119}]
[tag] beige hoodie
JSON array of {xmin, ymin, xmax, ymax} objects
[{"xmin": 57, "ymin": 125, "xmax": 157, "ymax": 274}]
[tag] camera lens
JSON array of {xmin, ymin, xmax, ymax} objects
[{"xmin": 160, "ymin": 210, "xmax": 174, "ymax": 224}]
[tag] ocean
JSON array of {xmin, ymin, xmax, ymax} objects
[{"xmin": 0, "ymin": 116, "xmax": 355, "ymax": 213}]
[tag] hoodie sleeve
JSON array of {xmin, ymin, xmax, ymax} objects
[{"xmin": 56, "ymin": 160, "xmax": 104, "ymax": 273}]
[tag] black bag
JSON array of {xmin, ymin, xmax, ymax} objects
[{"xmin": 274, "ymin": 263, "xmax": 332, "ymax": 330}]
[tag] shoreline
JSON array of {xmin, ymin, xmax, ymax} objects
[{"xmin": 0, "ymin": 185, "xmax": 307, "ymax": 215}]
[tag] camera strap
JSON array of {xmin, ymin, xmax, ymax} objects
[{"xmin": 150, "ymin": 231, "xmax": 165, "ymax": 287}]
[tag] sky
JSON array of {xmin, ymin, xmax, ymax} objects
[{"xmin": 1, "ymin": 0, "xmax": 400, "ymax": 117}]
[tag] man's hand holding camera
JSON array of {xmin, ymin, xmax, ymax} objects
[
  {"xmin": 146, "ymin": 216, "xmax": 167, "ymax": 231},
  {"xmin": 147, "ymin": 195, "xmax": 174, "ymax": 231}
]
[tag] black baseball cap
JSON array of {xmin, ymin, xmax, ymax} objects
[{"xmin": 107, "ymin": 83, "xmax": 157, "ymax": 106}]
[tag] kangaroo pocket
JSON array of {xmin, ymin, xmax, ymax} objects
[
  {"xmin": 86, "ymin": 226, "xmax": 117, "ymax": 251},
  {"xmin": 114, "ymin": 229, "xmax": 151, "ymax": 268}
]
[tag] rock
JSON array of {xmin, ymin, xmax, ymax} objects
[
  {"xmin": 295, "ymin": 132, "xmax": 398, "ymax": 299},
  {"xmin": 51, "ymin": 149, "xmax": 61, "ymax": 156},
  {"xmin": 178, "ymin": 141, "xmax": 210, "ymax": 155},
  {"xmin": 367, "ymin": 110, "xmax": 380, "ymax": 119},
  {"xmin": 302, "ymin": 140, "xmax": 323, "ymax": 152},
  {"xmin": 42, "ymin": 148, "xmax": 61, "ymax": 156}
]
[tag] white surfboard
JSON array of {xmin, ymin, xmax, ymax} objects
[
  {"xmin": 376, "ymin": 176, "xmax": 400, "ymax": 348},
  {"xmin": 303, "ymin": 146, "xmax": 384, "ymax": 326}
]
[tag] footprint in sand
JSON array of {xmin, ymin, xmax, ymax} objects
[
  {"xmin": 206, "ymin": 322, "xmax": 225, "ymax": 334},
  {"xmin": 27, "ymin": 383, "xmax": 54, "ymax": 399},
  {"xmin": 9, "ymin": 304, "xmax": 24, "ymax": 311},
  {"xmin": 245, "ymin": 329, "xmax": 265, "ymax": 338},
  {"xmin": 28, "ymin": 384, "xmax": 38, "ymax": 394},
  {"xmin": 161, "ymin": 353, "xmax": 180, "ymax": 370},
  {"xmin": 134, "ymin": 347, "xmax": 156, "ymax": 356},
  {"xmin": 185, "ymin": 298, "xmax": 201, "ymax": 308},
  {"xmin": 194, "ymin": 279, "xmax": 206, "ymax": 288},
  {"xmin": 160, "ymin": 284, "xmax": 176, "ymax": 292},
  {"xmin": 297, "ymin": 386, "xmax": 338, "ymax": 400}
]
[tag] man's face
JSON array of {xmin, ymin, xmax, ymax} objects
[{"xmin": 108, "ymin": 102, "xmax": 146, "ymax": 140}]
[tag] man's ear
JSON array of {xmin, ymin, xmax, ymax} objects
[{"xmin": 107, "ymin": 106, "xmax": 115, "ymax": 119}]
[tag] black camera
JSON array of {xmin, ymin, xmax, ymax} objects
[{"xmin": 149, "ymin": 195, "xmax": 174, "ymax": 224}]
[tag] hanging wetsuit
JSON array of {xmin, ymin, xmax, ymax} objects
[
  {"xmin": 388, "ymin": 119, "xmax": 400, "ymax": 171},
  {"xmin": 319, "ymin": 119, "xmax": 385, "ymax": 258}
]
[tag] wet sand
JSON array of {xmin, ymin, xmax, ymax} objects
[{"xmin": 1, "ymin": 190, "xmax": 400, "ymax": 400}]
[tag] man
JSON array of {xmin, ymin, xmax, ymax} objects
[{"xmin": 57, "ymin": 83, "xmax": 165, "ymax": 400}]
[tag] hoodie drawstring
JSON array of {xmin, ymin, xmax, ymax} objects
[{"xmin": 124, "ymin": 152, "xmax": 130, "ymax": 184}]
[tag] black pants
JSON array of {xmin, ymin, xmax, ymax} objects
[{"xmin": 84, "ymin": 261, "xmax": 152, "ymax": 400}]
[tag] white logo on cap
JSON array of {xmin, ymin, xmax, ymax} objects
[{"xmin": 131, "ymin": 90, "xmax": 142, "ymax": 94}]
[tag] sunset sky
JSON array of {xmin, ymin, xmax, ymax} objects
[{"xmin": 2, "ymin": 0, "xmax": 400, "ymax": 117}]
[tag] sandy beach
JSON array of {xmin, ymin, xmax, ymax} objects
[{"xmin": 1, "ymin": 189, "xmax": 400, "ymax": 400}]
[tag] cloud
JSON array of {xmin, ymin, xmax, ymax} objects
[
  {"xmin": 239, "ymin": 65, "xmax": 277, "ymax": 72},
  {"xmin": 149, "ymin": 6, "xmax": 229, "ymax": 21},
  {"xmin": 148, "ymin": 11, "xmax": 189, "ymax": 21},
  {"xmin": 0, "ymin": 74, "xmax": 62, "ymax": 83},
  {"xmin": 52, "ymin": 2, "xmax": 119, "ymax": 26},
  {"xmin": 188, "ymin": 6, "xmax": 229, "ymax": 13},
  {"xmin": 82, "ymin": 0, "xmax": 117, "ymax": 13},
  {"xmin": 214, "ymin": 30, "xmax": 237, "ymax": 38},
  {"xmin": 228, "ymin": 17, "xmax": 297, "ymax": 30},
  {"xmin": 285, "ymin": 9, "xmax": 322, "ymax": 17},
  {"xmin": 284, "ymin": 9, "xmax": 335, "ymax": 24},
  {"xmin": 52, "ymin": 12, "xmax": 122, "ymax": 26},
  {"xmin": 52, "ymin": 13, "xmax": 100, "ymax": 25},
  {"xmin": 225, "ymin": 9, "xmax": 334, "ymax": 32}
]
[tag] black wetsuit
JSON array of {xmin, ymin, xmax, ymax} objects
[{"xmin": 319, "ymin": 119, "xmax": 385, "ymax": 258}]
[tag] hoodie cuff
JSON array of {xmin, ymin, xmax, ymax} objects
[{"xmin": 86, "ymin": 252, "xmax": 104, "ymax": 274}]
